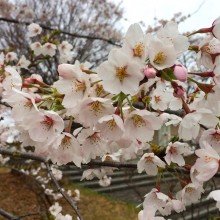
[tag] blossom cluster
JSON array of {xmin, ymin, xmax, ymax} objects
[{"xmin": 1, "ymin": 17, "xmax": 220, "ymax": 219}]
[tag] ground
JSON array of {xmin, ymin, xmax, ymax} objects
[{"xmin": 0, "ymin": 167, "xmax": 138, "ymax": 220}]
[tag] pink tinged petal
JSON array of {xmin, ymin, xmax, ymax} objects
[
  {"xmin": 53, "ymin": 79, "xmax": 74, "ymax": 94},
  {"xmin": 196, "ymin": 145, "xmax": 219, "ymax": 159},
  {"xmin": 199, "ymin": 114, "xmax": 219, "ymax": 128},
  {"xmin": 153, "ymin": 156, "xmax": 166, "ymax": 168},
  {"xmin": 171, "ymin": 199, "xmax": 186, "ymax": 213},
  {"xmin": 137, "ymin": 159, "xmax": 146, "ymax": 173},
  {"xmin": 124, "ymin": 23, "xmax": 144, "ymax": 46},
  {"xmin": 102, "ymin": 78, "xmax": 122, "ymax": 94},
  {"xmin": 97, "ymin": 61, "xmax": 117, "ymax": 81},
  {"xmin": 213, "ymin": 24, "xmax": 220, "ymax": 40},
  {"xmin": 144, "ymin": 115, "xmax": 163, "ymax": 130},
  {"xmin": 164, "ymin": 153, "xmax": 172, "ymax": 165},
  {"xmin": 169, "ymin": 98, "xmax": 182, "ymax": 111},
  {"xmin": 173, "ymin": 36, "xmax": 190, "ymax": 54},
  {"xmin": 122, "ymin": 75, "xmax": 141, "ymax": 95},
  {"xmin": 195, "ymin": 157, "xmax": 219, "ymax": 181},
  {"xmin": 135, "ymin": 127, "xmax": 154, "ymax": 142},
  {"xmin": 208, "ymin": 190, "xmax": 220, "ymax": 201},
  {"xmin": 58, "ymin": 64, "xmax": 79, "ymax": 79},
  {"xmin": 145, "ymin": 162, "xmax": 158, "ymax": 176},
  {"xmin": 171, "ymin": 154, "xmax": 185, "ymax": 166},
  {"xmin": 108, "ymin": 49, "xmax": 130, "ymax": 67}
]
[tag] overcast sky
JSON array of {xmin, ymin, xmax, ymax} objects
[{"xmin": 119, "ymin": 0, "xmax": 220, "ymax": 33}]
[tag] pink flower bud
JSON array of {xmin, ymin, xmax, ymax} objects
[
  {"xmin": 173, "ymin": 85, "xmax": 185, "ymax": 98},
  {"xmin": 171, "ymin": 81, "xmax": 185, "ymax": 98},
  {"xmin": 173, "ymin": 65, "xmax": 188, "ymax": 82},
  {"xmin": 144, "ymin": 66, "xmax": 157, "ymax": 79}
]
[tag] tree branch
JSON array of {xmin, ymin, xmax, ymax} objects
[
  {"xmin": 0, "ymin": 208, "xmax": 19, "ymax": 220},
  {"xmin": 0, "ymin": 17, "xmax": 121, "ymax": 47},
  {"xmin": 45, "ymin": 162, "xmax": 83, "ymax": 220}
]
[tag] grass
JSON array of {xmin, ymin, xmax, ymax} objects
[{"xmin": 65, "ymin": 184, "xmax": 139, "ymax": 220}]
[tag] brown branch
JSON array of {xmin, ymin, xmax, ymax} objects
[
  {"xmin": 45, "ymin": 162, "xmax": 83, "ymax": 220},
  {"xmin": 0, "ymin": 17, "xmax": 121, "ymax": 47},
  {"xmin": 87, "ymin": 160, "xmax": 137, "ymax": 169},
  {"xmin": 0, "ymin": 207, "xmax": 40, "ymax": 220},
  {"xmin": 0, "ymin": 208, "xmax": 19, "ymax": 220},
  {"xmin": 0, "ymin": 99, "xmax": 12, "ymax": 108},
  {"xmin": 0, "ymin": 149, "xmax": 190, "ymax": 173}
]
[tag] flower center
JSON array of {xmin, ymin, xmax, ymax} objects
[
  {"xmin": 106, "ymin": 119, "xmax": 116, "ymax": 130},
  {"xmin": 35, "ymin": 43, "xmax": 41, "ymax": 48},
  {"xmin": 204, "ymin": 155, "xmax": 213, "ymax": 163},
  {"xmin": 133, "ymin": 42, "xmax": 145, "ymax": 57},
  {"xmin": 169, "ymin": 146, "xmax": 177, "ymax": 154},
  {"xmin": 211, "ymin": 131, "xmax": 220, "ymax": 141},
  {"xmin": 185, "ymin": 187, "xmax": 194, "ymax": 194},
  {"xmin": 74, "ymin": 80, "xmax": 86, "ymax": 92},
  {"xmin": 41, "ymin": 116, "xmax": 54, "ymax": 130},
  {"xmin": 89, "ymin": 101, "xmax": 104, "ymax": 116},
  {"xmin": 88, "ymin": 132, "xmax": 100, "ymax": 144},
  {"xmin": 201, "ymin": 44, "xmax": 211, "ymax": 53},
  {"xmin": 61, "ymin": 136, "xmax": 71, "ymax": 149},
  {"xmin": 131, "ymin": 114, "xmax": 146, "ymax": 127},
  {"xmin": 95, "ymin": 84, "xmax": 104, "ymax": 96},
  {"xmin": 24, "ymin": 98, "xmax": 33, "ymax": 110},
  {"xmin": 154, "ymin": 96, "xmax": 161, "ymax": 103},
  {"xmin": 145, "ymin": 155, "xmax": 153, "ymax": 163},
  {"xmin": 116, "ymin": 66, "xmax": 127, "ymax": 81},
  {"xmin": 153, "ymin": 52, "xmax": 167, "ymax": 64}
]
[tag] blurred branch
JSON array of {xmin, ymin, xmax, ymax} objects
[
  {"xmin": 0, "ymin": 208, "xmax": 19, "ymax": 220},
  {"xmin": 0, "ymin": 148, "xmax": 189, "ymax": 174},
  {"xmin": 45, "ymin": 162, "xmax": 83, "ymax": 220},
  {"xmin": 0, "ymin": 207, "xmax": 40, "ymax": 220},
  {"xmin": 0, "ymin": 17, "xmax": 121, "ymax": 47},
  {"xmin": 0, "ymin": 98, "xmax": 12, "ymax": 108}
]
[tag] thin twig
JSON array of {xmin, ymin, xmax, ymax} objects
[
  {"xmin": 0, "ymin": 17, "xmax": 121, "ymax": 47},
  {"xmin": 0, "ymin": 208, "xmax": 19, "ymax": 220},
  {"xmin": 45, "ymin": 162, "xmax": 83, "ymax": 220}
]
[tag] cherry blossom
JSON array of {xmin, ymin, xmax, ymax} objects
[
  {"xmin": 5, "ymin": 52, "xmax": 18, "ymax": 62},
  {"xmin": 157, "ymin": 21, "xmax": 189, "ymax": 55},
  {"xmin": 95, "ymin": 114, "xmax": 124, "ymax": 141},
  {"xmin": 122, "ymin": 23, "xmax": 148, "ymax": 64},
  {"xmin": 199, "ymin": 128, "xmax": 220, "ymax": 154},
  {"xmin": 138, "ymin": 206, "xmax": 165, "ymax": 220},
  {"xmin": 50, "ymin": 133, "xmax": 82, "ymax": 167},
  {"xmin": 207, "ymin": 190, "xmax": 220, "ymax": 210},
  {"xmin": 30, "ymin": 42, "xmax": 42, "ymax": 56},
  {"xmin": 42, "ymin": 43, "xmax": 57, "ymax": 57},
  {"xmin": 78, "ymin": 97, "xmax": 114, "ymax": 127},
  {"xmin": 165, "ymin": 142, "xmax": 193, "ymax": 166},
  {"xmin": 137, "ymin": 153, "xmax": 166, "ymax": 175},
  {"xmin": 97, "ymin": 48, "xmax": 144, "ymax": 95},
  {"xmin": 148, "ymin": 37, "xmax": 176, "ymax": 70},
  {"xmin": 27, "ymin": 23, "xmax": 42, "ymax": 37},
  {"xmin": 26, "ymin": 110, "xmax": 64, "ymax": 144},
  {"xmin": 124, "ymin": 109, "xmax": 163, "ymax": 143},
  {"xmin": 176, "ymin": 183, "xmax": 204, "ymax": 205},
  {"xmin": 194, "ymin": 142, "xmax": 220, "ymax": 181}
]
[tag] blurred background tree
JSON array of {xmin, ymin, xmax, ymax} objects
[{"xmin": 0, "ymin": 0, "xmax": 123, "ymax": 83}]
